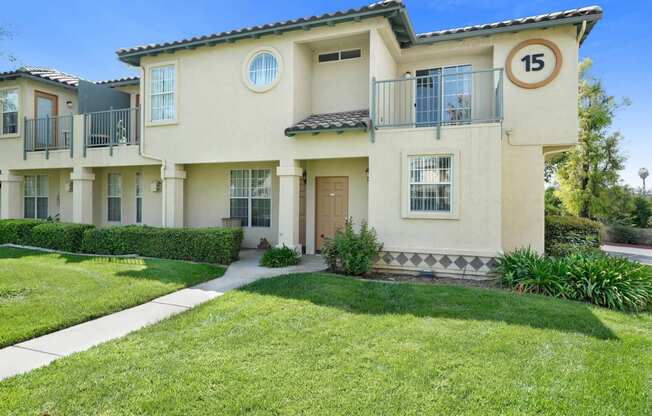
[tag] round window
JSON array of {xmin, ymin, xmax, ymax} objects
[{"xmin": 246, "ymin": 51, "xmax": 280, "ymax": 91}]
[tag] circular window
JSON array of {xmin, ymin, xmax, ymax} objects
[{"xmin": 244, "ymin": 49, "xmax": 281, "ymax": 92}]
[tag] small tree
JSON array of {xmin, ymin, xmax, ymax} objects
[{"xmin": 639, "ymin": 167, "xmax": 649, "ymax": 194}]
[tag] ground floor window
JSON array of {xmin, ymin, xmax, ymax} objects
[
  {"xmin": 108, "ymin": 173, "xmax": 122, "ymax": 222},
  {"xmin": 408, "ymin": 155, "xmax": 452, "ymax": 212},
  {"xmin": 24, "ymin": 175, "xmax": 48, "ymax": 219},
  {"xmin": 135, "ymin": 172, "xmax": 143, "ymax": 224},
  {"xmin": 230, "ymin": 169, "xmax": 271, "ymax": 227}
]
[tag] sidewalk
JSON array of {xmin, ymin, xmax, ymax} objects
[{"xmin": 0, "ymin": 250, "xmax": 326, "ymax": 381}]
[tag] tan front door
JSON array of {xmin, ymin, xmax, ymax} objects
[{"xmin": 315, "ymin": 176, "xmax": 348, "ymax": 251}]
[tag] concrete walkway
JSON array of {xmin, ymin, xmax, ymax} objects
[
  {"xmin": 0, "ymin": 250, "xmax": 326, "ymax": 381},
  {"xmin": 602, "ymin": 244, "xmax": 652, "ymax": 265}
]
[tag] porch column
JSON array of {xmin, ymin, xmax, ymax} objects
[
  {"xmin": 277, "ymin": 162, "xmax": 303, "ymax": 252},
  {"xmin": 71, "ymin": 167, "xmax": 95, "ymax": 224},
  {"xmin": 163, "ymin": 164, "xmax": 186, "ymax": 228},
  {"xmin": 0, "ymin": 171, "xmax": 23, "ymax": 219}
]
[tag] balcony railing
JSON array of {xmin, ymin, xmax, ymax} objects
[
  {"xmin": 371, "ymin": 68, "xmax": 503, "ymax": 132},
  {"xmin": 84, "ymin": 107, "xmax": 140, "ymax": 156},
  {"xmin": 24, "ymin": 114, "xmax": 74, "ymax": 159}
]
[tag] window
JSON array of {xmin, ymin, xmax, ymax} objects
[
  {"xmin": 1, "ymin": 88, "xmax": 19, "ymax": 135},
  {"xmin": 247, "ymin": 52, "xmax": 279, "ymax": 89},
  {"xmin": 408, "ymin": 155, "xmax": 452, "ymax": 213},
  {"xmin": 150, "ymin": 65, "xmax": 175, "ymax": 122},
  {"xmin": 135, "ymin": 172, "xmax": 143, "ymax": 224},
  {"xmin": 415, "ymin": 65, "xmax": 472, "ymax": 126},
  {"xmin": 230, "ymin": 169, "xmax": 271, "ymax": 227},
  {"xmin": 24, "ymin": 175, "xmax": 48, "ymax": 219},
  {"xmin": 108, "ymin": 174, "xmax": 122, "ymax": 222},
  {"xmin": 318, "ymin": 49, "xmax": 362, "ymax": 63}
]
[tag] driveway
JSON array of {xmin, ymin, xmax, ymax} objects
[{"xmin": 602, "ymin": 244, "xmax": 652, "ymax": 265}]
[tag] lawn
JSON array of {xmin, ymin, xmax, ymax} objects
[
  {"xmin": 1, "ymin": 273, "xmax": 651, "ymax": 415},
  {"xmin": 0, "ymin": 247, "xmax": 224, "ymax": 348}
]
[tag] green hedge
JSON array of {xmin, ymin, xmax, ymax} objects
[
  {"xmin": 28, "ymin": 223, "xmax": 95, "ymax": 252},
  {"xmin": 81, "ymin": 226, "xmax": 243, "ymax": 264},
  {"xmin": 545, "ymin": 216, "xmax": 602, "ymax": 256},
  {"xmin": 0, "ymin": 219, "xmax": 45, "ymax": 245},
  {"xmin": 604, "ymin": 225, "xmax": 652, "ymax": 246}
]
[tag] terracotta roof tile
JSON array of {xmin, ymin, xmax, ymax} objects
[{"xmin": 285, "ymin": 109, "xmax": 370, "ymax": 136}]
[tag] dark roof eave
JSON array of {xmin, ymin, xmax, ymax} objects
[
  {"xmin": 0, "ymin": 73, "xmax": 78, "ymax": 90},
  {"xmin": 98, "ymin": 79, "xmax": 140, "ymax": 87},
  {"xmin": 415, "ymin": 13, "xmax": 603, "ymax": 45},
  {"xmin": 285, "ymin": 126, "xmax": 368, "ymax": 137},
  {"xmin": 117, "ymin": 3, "xmax": 406, "ymax": 65}
]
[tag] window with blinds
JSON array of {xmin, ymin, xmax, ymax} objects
[
  {"xmin": 229, "ymin": 169, "xmax": 272, "ymax": 227},
  {"xmin": 108, "ymin": 173, "xmax": 122, "ymax": 222},
  {"xmin": 24, "ymin": 175, "xmax": 48, "ymax": 219},
  {"xmin": 150, "ymin": 65, "xmax": 175, "ymax": 121}
]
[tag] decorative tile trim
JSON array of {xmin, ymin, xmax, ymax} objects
[{"xmin": 375, "ymin": 250, "xmax": 498, "ymax": 277}]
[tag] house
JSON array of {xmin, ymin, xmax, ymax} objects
[{"xmin": 0, "ymin": 1, "xmax": 602, "ymax": 276}]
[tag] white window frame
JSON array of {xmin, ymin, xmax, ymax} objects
[
  {"xmin": 135, "ymin": 172, "xmax": 143, "ymax": 224},
  {"xmin": 24, "ymin": 175, "xmax": 48, "ymax": 219},
  {"xmin": 146, "ymin": 61, "xmax": 178, "ymax": 125},
  {"xmin": 401, "ymin": 149, "xmax": 460, "ymax": 220},
  {"xmin": 229, "ymin": 169, "xmax": 272, "ymax": 228},
  {"xmin": 0, "ymin": 86, "xmax": 20, "ymax": 138},
  {"xmin": 242, "ymin": 47, "xmax": 283, "ymax": 93},
  {"xmin": 317, "ymin": 48, "xmax": 363, "ymax": 64},
  {"xmin": 107, "ymin": 173, "xmax": 122, "ymax": 223}
]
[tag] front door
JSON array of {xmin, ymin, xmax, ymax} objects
[
  {"xmin": 315, "ymin": 176, "xmax": 348, "ymax": 251},
  {"xmin": 34, "ymin": 91, "xmax": 58, "ymax": 148}
]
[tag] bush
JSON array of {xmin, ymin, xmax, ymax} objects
[
  {"xmin": 260, "ymin": 245, "xmax": 301, "ymax": 268},
  {"xmin": 497, "ymin": 249, "xmax": 652, "ymax": 311},
  {"xmin": 81, "ymin": 226, "xmax": 243, "ymax": 264},
  {"xmin": 545, "ymin": 216, "xmax": 602, "ymax": 256},
  {"xmin": 28, "ymin": 223, "xmax": 95, "ymax": 252},
  {"xmin": 0, "ymin": 219, "xmax": 46, "ymax": 245},
  {"xmin": 322, "ymin": 219, "xmax": 383, "ymax": 276},
  {"xmin": 604, "ymin": 224, "xmax": 652, "ymax": 246}
]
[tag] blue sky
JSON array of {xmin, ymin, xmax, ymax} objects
[{"xmin": 1, "ymin": 0, "xmax": 649, "ymax": 187}]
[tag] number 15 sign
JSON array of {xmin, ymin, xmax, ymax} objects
[{"xmin": 506, "ymin": 39, "xmax": 563, "ymax": 89}]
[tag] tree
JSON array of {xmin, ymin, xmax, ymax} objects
[
  {"xmin": 553, "ymin": 59, "xmax": 628, "ymax": 219},
  {"xmin": 0, "ymin": 25, "xmax": 16, "ymax": 65},
  {"xmin": 640, "ymin": 167, "xmax": 649, "ymax": 194},
  {"xmin": 631, "ymin": 195, "xmax": 652, "ymax": 228}
]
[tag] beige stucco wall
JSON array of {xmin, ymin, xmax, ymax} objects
[{"xmin": 184, "ymin": 161, "xmax": 280, "ymax": 248}]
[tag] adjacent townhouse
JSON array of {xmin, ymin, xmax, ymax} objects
[{"xmin": 0, "ymin": 1, "xmax": 602, "ymax": 276}]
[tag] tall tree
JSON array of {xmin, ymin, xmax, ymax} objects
[
  {"xmin": 640, "ymin": 167, "xmax": 649, "ymax": 193},
  {"xmin": 552, "ymin": 59, "xmax": 628, "ymax": 219},
  {"xmin": 0, "ymin": 25, "xmax": 16, "ymax": 65}
]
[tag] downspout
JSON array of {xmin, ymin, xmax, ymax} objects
[
  {"xmin": 135, "ymin": 67, "xmax": 168, "ymax": 227},
  {"xmin": 577, "ymin": 20, "xmax": 587, "ymax": 43}
]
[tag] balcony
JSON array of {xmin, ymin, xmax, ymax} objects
[
  {"xmin": 84, "ymin": 107, "xmax": 140, "ymax": 156},
  {"xmin": 371, "ymin": 68, "xmax": 503, "ymax": 132},
  {"xmin": 24, "ymin": 115, "xmax": 74, "ymax": 159}
]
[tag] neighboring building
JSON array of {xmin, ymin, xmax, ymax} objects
[{"xmin": 0, "ymin": 1, "xmax": 602, "ymax": 276}]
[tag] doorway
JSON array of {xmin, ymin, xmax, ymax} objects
[{"xmin": 315, "ymin": 176, "xmax": 348, "ymax": 251}]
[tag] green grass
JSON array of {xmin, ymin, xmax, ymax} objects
[
  {"xmin": 2, "ymin": 273, "xmax": 651, "ymax": 415},
  {"xmin": 0, "ymin": 247, "xmax": 224, "ymax": 348}
]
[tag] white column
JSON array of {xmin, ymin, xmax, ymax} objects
[
  {"xmin": 163, "ymin": 164, "xmax": 186, "ymax": 228},
  {"xmin": 277, "ymin": 162, "xmax": 303, "ymax": 252},
  {"xmin": 0, "ymin": 172, "xmax": 23, "ymax": 219},
  {"xmin": 71, "ymin": 167, "xmax": 95, "ymax": 224}
]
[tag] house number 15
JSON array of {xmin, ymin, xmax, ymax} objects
[{"xmin": 521, "ymin": 54, "xmax": 545, "ymax": 72}]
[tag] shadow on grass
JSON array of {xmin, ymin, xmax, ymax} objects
[{"xmin": 240, "ymin": 273, "xmax": 619, "ymax": 340}]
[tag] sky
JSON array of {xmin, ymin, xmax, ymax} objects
[{"xmin": 1, "ymin": 0, "xmax": 649, "ymax": 187}]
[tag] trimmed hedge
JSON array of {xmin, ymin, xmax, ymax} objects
[
  {"xmin": 545, "ymin": 216, "xmax": 602, "ymax": 257},
  {"xmin": 28, "ymin": 223, "xmax": 95, "ymax": 253},
  {"xmin": 0, "ymin": 219, "xmax": 45, "ymax": 245},
  {"xmin": 81, "ymin": 226, "xmax": 243, "ymax": 264},
  {"xmin": 604, "ymin": 225, "xmax": 652, "ymax": 246}
]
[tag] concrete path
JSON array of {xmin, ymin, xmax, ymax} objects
[
  {"xmin": 602, "ymin": 244, "xmax": 652, "ymax": 265},
  {"xmin": 0, "ymin": 250, "xmax": 326, "ymax": 381}
]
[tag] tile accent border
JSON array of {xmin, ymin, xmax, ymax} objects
[{"xmin": 375, "ymin": 250, "xmax": 498, "ymax": 278}]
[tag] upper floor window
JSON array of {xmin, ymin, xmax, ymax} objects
[
  {"xmin": 247, "ymin": 52, "xmax": 279, "ymax": 90},
  {"xmin": 150, "ymin": 65, "xmax": 175, "ymax": 122},
  {"xmin": 415, "ymin": 65, "xmax": 472, "ymax": 126},
  {"xmin": 1, "ymin": 88, "xmax": 19, "ymax": 135},
  {"xmin": 317, "ymin": 49, "xmax": 362, "ymax": 63}
]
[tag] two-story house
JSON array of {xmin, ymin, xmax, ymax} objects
[{"xmin": 0, "ymin": 1, "xmax": 602, "ymax": 277}]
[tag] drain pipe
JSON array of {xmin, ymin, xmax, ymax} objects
[
  {"xmin": 135, "ymin": 69, "xmax": 168, "ymax": 227},
  {"xmin": 577, "ymin": 20, "xmax": 587, "ymax": 43}
]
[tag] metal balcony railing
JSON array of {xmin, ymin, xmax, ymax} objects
[
  {"xmin": 371, "ymin": 68, "xmax": 504, "ymax": 131},
  {"xmin": 23, "ymin": 114, "xmax": 74, "ymax": 159},
  {"xmin": 84, "ymin": 107, "xmax": 140, "ymax": 156}
]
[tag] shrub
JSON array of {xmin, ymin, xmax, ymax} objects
[
  {"xmin": 28, "ymin": 223, "xmax": 95, "ymax": 253},
  {"xmin": 260, "ymin": 245, "xmax": 301, "ymax": 268},
  {"xmin": 545, "ymin": 216, "xmax": 602, "ymax": 256},
  {"xmin": 604, "ymin": 224, "xmax": 652, "ymax": 246},
  {"xmin": 497, "ymin": 249, "xmax": 652, "ymax": 311},
  {"xmin": 322, "ymin": 219, "xmax": 383, "ymax": 276},
  {"xmin": 0, "ymin": 219, "xmax": 45, "ymax": 245},
  {"xmin": 81, "ymin": 226, "xmax": 243, "ymax": 264}
]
